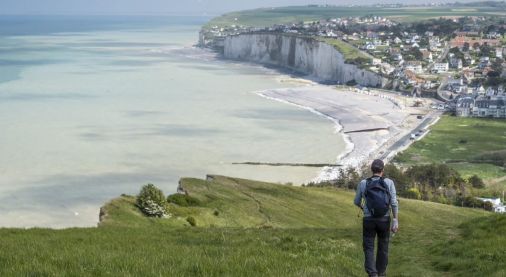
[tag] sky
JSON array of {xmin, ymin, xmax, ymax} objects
[{"xmin": 0, "ymin": 0, "xmax": 487, "ymax": 16}]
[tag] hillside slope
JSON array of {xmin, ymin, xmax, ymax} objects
[{"xmin": 0, "ymin": 175, "xmax": 502, "ymax": 276}]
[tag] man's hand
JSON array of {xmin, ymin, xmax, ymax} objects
[{"xmin": 391, "ymin": 218, "xmax": 399, "ymax": 233}]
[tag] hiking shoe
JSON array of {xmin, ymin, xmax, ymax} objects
[{"xmin": 378, "ymin": 273, "xmax": 386, "ymax": 277}]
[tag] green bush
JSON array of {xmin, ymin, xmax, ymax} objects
[
  {"xmin": 167, "ymin": 194, "xmax": 201, "ymax": 207},
  {"xmin": 468, "ymin": 175, "xmax": 485, "ymax": 189},
  {"xmin": 186, "ymin": 216, "xmax": 197, "ymax": 227},
  {"xmin": 404, "ymin": 187, "xmax": 422, "ymax": 200},
  {"xmin": 137, "ymin": 184, "xmax": 167, "ymax": 217}
]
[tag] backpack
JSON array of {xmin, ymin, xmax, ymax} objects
[{"xmin": 364, "ymin": 177, "xmax": 391, "ymax": 218}]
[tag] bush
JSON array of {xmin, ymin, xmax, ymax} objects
[
  {"xmin": 167, "ymin": 194, "xmax": 201, "ymax": 207},
  {"xmin": 461, "ymin": 196, "xmax": 483, "ymax": 208},
  {"xmin": 137, "ymin": 184, "xmax": 167, "ymax": 217},
  {"xmin": 186, "ymin": 216, "xmax": 197, "ymax": 227},
  {"xmin": 468, "ymin": 175, "xmax": 485, "ymax": 189},
  {"xmin": 483, "ymin": 201, "xmax": 494, "ymax": 211},
  {"xmin": 404, "ymin": 187, "xmax": 422, "ymax": 200},
  {"xmin": 213, "ymin": 210, "xmax": 220, "ymax": 216}
]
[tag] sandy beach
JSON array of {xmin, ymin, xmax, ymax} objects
[{"xmin": 258, "ymin": 84, "xmax": 436, "ymax": 181}]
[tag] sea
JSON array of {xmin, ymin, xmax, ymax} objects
[{"xmin": 0, "ymin": 16, "xmax": 347, "ymax": 228}]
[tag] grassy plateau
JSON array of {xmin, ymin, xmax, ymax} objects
[
  {"xmin": 0, "ymin": 175, "xmax": 503, "ymax": 276},
  {"xmin": 205, "ymin": 4, "xmax": 506, "ymax": 29}
]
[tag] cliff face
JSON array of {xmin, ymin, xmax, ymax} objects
[{"xmin": 223, "ymin": 33, "xmax": 385, "ymax": 87}]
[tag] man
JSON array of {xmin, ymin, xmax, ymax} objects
[{"xmin": 354, "ymin": 159, "xmax": 399, "ymax": 277}]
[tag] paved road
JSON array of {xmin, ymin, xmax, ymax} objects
[{"xmin": 379, "ymin": 111, "xmax": 443, "ymax": 160}]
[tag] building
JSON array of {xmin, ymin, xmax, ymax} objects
[
  {"xmin": 476, "ymin": 198, "xmax": 506, "ymax": 213},
  {"xmin": 421, "ymin": 49, "xmax": 433, "ymax": 62},
  {"xmin": 450, "ymin": 35, "xmax": 500, "ymax": 49},
  {"xmin": 405, "ymin": 61, "xmax": 423, "ymax": 74},
  {"xmin": 434, "ymin": 62, "xmax": 449, "ymax": 72},
  {"xmin": 456, "ymin": 97, "xmax": 475, "ymax": 117},
  {"xmin": 449, "ymin": 57, "xmax": 463, "ymax": 69},
  {"xmin": 473, "ymin": 95, "xmax": 506, "ymax": 118}
]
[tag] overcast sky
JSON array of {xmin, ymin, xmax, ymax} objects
[{"xmin": 0, "ymin": 0, "xmax": 486, "ymax": 16}]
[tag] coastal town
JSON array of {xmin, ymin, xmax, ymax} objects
[{"xmin": 201, "ymin": 11, "xmax": 506, "ymax": 119}]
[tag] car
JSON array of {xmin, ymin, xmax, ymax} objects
[
  {"xmin": 410, "ymin": 134, "xmax": 416, "ymax": 140},
  {"xmin": 417, "ymin": 115, "xmax": 423, "ymax": 119}
]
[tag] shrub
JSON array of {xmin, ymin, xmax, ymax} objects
[
  {"xmin": 186, "ymin": 216, "xmax": 197, "ymax": 227},
  {"xmin": 213, "ymin": 210, "xmax": 220, "ymax": 216},
  {"xmin": 137, "ymin": 184, "xmax": 167, "ymax": 217},
  {"xmin": 483, "ymin": 201, "xmax": 494, "ymax": 211},
  {"xmin": 404, "ymin": 187, "xmax": 422, "ymax": 200},
  {"xmin": 468, "ymin": 175, "xmax": 485, "ymax": 189},
  {"xmin": 167, "ymin": 194, "xmax": 201, "ymax": 207}
]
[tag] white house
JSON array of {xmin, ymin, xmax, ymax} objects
[
  {"xmin": 496, "ymin": 48, "xmax": 503, "ymax": 58},
  {"xmin": 477, "ymin": 198, "xmax": 506, "ymax": 213},
  {"xmin": 405, "ymin": 61, "xmax": 423, "ymax": 74},
  {"xmin": 434, "ymin": 62, "xmax": 449, "ymax": 72}
]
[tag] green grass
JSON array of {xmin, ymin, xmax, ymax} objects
[
  {"xmin": 317, "ymin": 37, "xmax": 371, "ymax": 63},
  {"xmin": 0, "ymin": 175, "xmax": 501, "ymax": 276},
  {"xmin": 395, "ymin": 116, "xmax": 506, "ymax": 185},
  {"xmin": 204, "ymin": 5, "xmax": 506, "ymax": 29}
]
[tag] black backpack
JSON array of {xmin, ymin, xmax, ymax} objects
[{"xmin": 364, "ymin": 177, "xmax": 391, "ymax": 218}]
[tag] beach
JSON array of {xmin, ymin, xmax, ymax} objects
[{"xmin": 258, "ymin": 84, "xmax": 435, "ymax": 181}]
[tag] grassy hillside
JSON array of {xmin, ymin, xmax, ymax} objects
[
  {"xmin": 395, "ymin": 116, "xmax": 506, "ymax": 192},
  {"xmin": 1, "ymin": 175, "xmax": 502, "ymax": 276},
  {"xmin": 205, "ymin": 4, "xmax": 506, "ymax": 29}
]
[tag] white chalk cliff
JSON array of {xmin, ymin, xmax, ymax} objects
[{"xmin": 223, "ymin": 34, "xmax": 385, "ymax": 87}]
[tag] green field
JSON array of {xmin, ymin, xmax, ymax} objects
[
  {"xmin": 205, "ymin": 4, "xmax": 506, "ymax": 29},
  {"xmin": 395, "ymin": 116, "xmax": 506, "ymax": 186},
  {"xmin": 1, "ymin": 175, "xmax": 503, "ymax": 276},
  {"xmin": 318, "ymin": 37, "xmax": 371, "ymax": 63}
]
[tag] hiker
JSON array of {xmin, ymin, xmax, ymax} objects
[{"xmin": 354, "ymin": 159, "xmax": 399, "ymax": 277}]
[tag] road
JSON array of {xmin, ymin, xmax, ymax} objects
[{"xmin": 379, "ymin": 110, "xmax": 443, "ymax": 160}]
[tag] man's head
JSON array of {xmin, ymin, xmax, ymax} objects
[{"xmin": 371, "ymin": 159, "xmax": 384, "ymax": 175}]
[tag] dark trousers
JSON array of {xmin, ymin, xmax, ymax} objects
[{"xmin": 363, "ymin": 217, "xmax": 390, "ymax": 276}]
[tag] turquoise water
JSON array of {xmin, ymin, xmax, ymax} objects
[{"xmin": 0, "ymin": 16, "xmax": 346, "ymax": 227}]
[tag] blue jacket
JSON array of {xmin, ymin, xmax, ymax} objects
[{"xmin": 354, "ymin": 176, "xmax": 398, "ymax": 218}]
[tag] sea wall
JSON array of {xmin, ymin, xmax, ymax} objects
[{"xmin": 223, "ymin": 33, "xmax": 385, "ymax": 87}]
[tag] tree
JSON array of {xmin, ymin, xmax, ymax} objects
[{"xmin": 468, "ymin": 175, "xmax": 485, "ymax": 189}]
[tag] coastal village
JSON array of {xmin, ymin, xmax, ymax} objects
[
  {"xmin": 201, "ymin": 13, "xmax": 506, "ymax": 119},
  {"xmin": 200, "ymin": 8, "xmax": 506, "ymax": 214}
]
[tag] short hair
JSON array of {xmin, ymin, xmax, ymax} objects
[{"xmin": 371, "ymin": 159, "xmax": 384, "ymax": 174}]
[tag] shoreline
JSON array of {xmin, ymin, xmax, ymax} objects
[
  {"xmin": 255, "ymin": 88, "xmax": 355, "ymax": 182},
  {"xmin": 256, "ymin": 84, "xmax": 434, "ymax": 182}
]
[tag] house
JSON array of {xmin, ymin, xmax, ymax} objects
[
  {"xmin": 405, "ymin": 61, "xmax": 423, "ymax": 73},
  {"xmin": 372, "ymin": 58, "xmax": 382, "ymax": 65},
  {"xmin": 434, "ymin": 62, "xmax": 449, "ymax": 72},
  {"xmin": 480, "ymin": 57, "xmax": 490, "ymax": 69},
  {"xmin": 421, "ymin": 49, "xmax": 433, "ymax": 62},
  {"xmin": 365, "ymin": 42, "xmax": 376, "ymax": 50},
  {"xmin": 476, "ymin": 198, "xmax": 506, "ymax": 213},
  {"xmin": 456, "ymin": 97, "xmax": 475, "ymax": 117},
  {"xmin": 393, "ymin": 37, "xmax": 402, "ymax": 44},
  {"xmin": 496, "ymin": 48, "xmax": 503, "ymax": 59},
  {"xmin": 450, "ymin": 35, "xmax": 500, "ymax": 49},
  {"xmin": 449, "ymin": 57, "xmax": 463, "ymax": 69},
  {"xmin": 403, "ymin": 70, "xmax": 424, "ymax": 85},
  {"xmin": 473, "ymin": 95, "xmax": 506, "ymax": 118}
]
